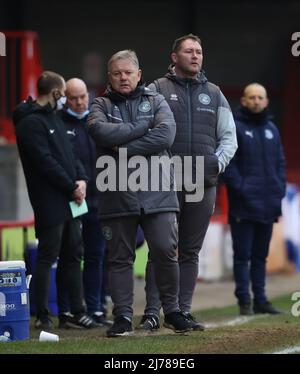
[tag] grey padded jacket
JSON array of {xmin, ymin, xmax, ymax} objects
[
  {"xmin": 88, "ymin": 83, "xmax": 179, "ymax": 219},
  {"xmin": 149, "ymin": 68, "xmax": 237, "ymax": 187}
]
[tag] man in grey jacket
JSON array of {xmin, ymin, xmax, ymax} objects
[
  {"xmin": 140, "ymin": 34, "xmax": 238, "ymax": 331},
  {"xmin": 88, "ymin": 49, "xmax": 193, "ymax": 337}
]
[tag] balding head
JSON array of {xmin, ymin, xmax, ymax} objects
[
  {"xmin": 65, "ymin": 78, "xmax": 89, "ymax": 113},
  {"xmin": 241, "ymin": 83, "xmax": 269, "ymax": 114}
]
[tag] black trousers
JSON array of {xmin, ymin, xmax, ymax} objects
[{"xmin": 35, "ymin": 218, "xmax": 84, "ymax": 316}]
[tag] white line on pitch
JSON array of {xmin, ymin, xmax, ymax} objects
[
  {"xmin": 272, "ymin": 346, "xmax": 300, "ymax": 354},
  {"xmin": 205, "ymin": 315, "xmax": 263, "ymax": 328}
]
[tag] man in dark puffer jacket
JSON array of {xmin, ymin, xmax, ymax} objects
[{"xmin": 222, "ymin": 83, "xmax": 286, "ymax": 315}]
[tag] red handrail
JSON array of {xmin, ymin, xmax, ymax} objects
[{"xmin": 0, "ymin": 219, "xmax": 34, "ymax": 229}]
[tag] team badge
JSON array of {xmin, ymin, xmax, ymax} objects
[
  {"xmin": 265, "ymin": 129, "xmax": 274, "ymax": 139},
  {"xmin": 138, "ymin": 101, "xmax": 151, "ymax": 112},
  {"xmin": 198, "ymin": 93, "xmax": 211, "ymax": 105},
  {"xmin": 102, "ymin": 226, "xmax": 112, "ymax": 241}
]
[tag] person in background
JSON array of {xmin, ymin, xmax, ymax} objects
[
  {"xmin": 141, "ymin": 34, "xmax": 237, "ymax": 331},
  {"xmin": 13, "ymin": 71, "xmax": 96, "ymax": 329},
  {"xmin": 222, "ymin": 83, "xmax": 286, "ymax": 315},
  {"xmin": 60, "ymin": 78, "xmax": 112, "ymax": 327}
]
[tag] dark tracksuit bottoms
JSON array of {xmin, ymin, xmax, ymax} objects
[
  {"xmin": 35, "ymin": 218, "xmax": 85, "ymax": 317},
  {"xmin": 58, "ymin": 212, "xmax": 107, "ymax": 316},
  {"xmin": 229, "ymin": 217, "xmax": 273, "ymax": 305},
  {"xmin": 81, "ymin": 210, "xmax": 106, "ymax": 314},
  {"xmin": 102, "ymin": 212, "xmax": 179, "ymax": 320},
  {"xmin": 144, "ymin": 186, "xmax": 216, "ymax": 316}
]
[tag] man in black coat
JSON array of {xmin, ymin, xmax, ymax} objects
[
  {"xmin": 13, "ymin": 71, "xmax": 96, "ymax": 329},
  {"xmin": 222, "ymin": 83, "xmax": 286, "ymax": 315}
]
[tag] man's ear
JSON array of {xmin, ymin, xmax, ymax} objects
[
  {"xmin": 52, "ymin": 89, "xmax": 60, "ymax": 100},
  {"xmin": 138, "ymin": 69, "xmax": 142, "ymax": 81},
  {"xmin": 240, "ymin": 96, "xmax": 246, "ymax": 106},
  {"xmin": 265, "ymin": 98, "xmax": 269, "ymax": 107},
  {"xmin": 171, "ymin": 52, "xmax": 177, "ymax": 64}
]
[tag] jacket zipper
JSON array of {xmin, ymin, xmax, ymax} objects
[
  {"xmin": 260, "ymin": 127, "xmax": 268, "ymax": 221},
  {"xmin": 186, "ymin": 83, "xmax": 192, "ymax": 155},
  {"xmin": 125, "ymin": 99, "xmax": 143, "ymax": 211}
]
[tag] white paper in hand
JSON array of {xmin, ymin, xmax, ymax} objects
[{"xmin": 69, "ymin": 199, "xmax": 88, "ymax": 218}]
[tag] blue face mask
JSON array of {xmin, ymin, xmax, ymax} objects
[{"xmin": 66, "ymin": 107, "xmax": 89, "ymax": 119}]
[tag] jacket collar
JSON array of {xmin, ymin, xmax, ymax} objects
[
  {"xmin": 165, "ymin": 65, "xmax": 208, "ymax": 86},
  {"xmin": 105, "ymin": 81, "xmax": 146, "ymax": 102}
]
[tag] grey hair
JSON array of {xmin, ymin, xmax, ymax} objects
[{"xmin": 107, "ymin": 50, "xmax": 139, "ymax": 71}]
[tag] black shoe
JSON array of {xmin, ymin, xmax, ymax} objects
[
  {"xmin": 58, "ymin": 312, "xmax": 73, "ymax": 329},
  {"xmin": 59, "ymin": 312, "xmax": 97, "ymax": 329},
  {"xmin": 35, "ymin": 314, "xmax": 53, "ymax": 330},
  {"xmin": 239, "ymin": 303, "xmax": 254, "ymax": 316},
  {"xmin": 139, "ymin": 314, "xmax": 160, "ymax": 331},
  {"xmin": 163, "ymin": 312, "xmax": 193, "ymax": 333},
  {"xmin": 253, "ymin": 301, "xmax": 282, "ymax": 315},
  {"xmin": 91, "ymin": 312, "xmax": 113, "ymax": 327},
  {"xmin": 182, "ymin": 312, "xmax": 205, "ymax": 331},
  {"xmin": 107, "ymin": 316, "xmax": 133, "ymax": 338}
]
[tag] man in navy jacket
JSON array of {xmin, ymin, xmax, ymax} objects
[
  {"xmin": 60, "ymin": 78, "xmax": 110, "ymax": 327},
  {"xmin": 222, "ymin": 83, "xmax": 286, "ymax": 315}
]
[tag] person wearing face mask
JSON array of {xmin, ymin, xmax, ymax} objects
[
  {"xmin": 58, "ymin": 78, "xmax": 112, "ymax": 327},
  {"xmin": 13, "ymin": 71, "xmax": 97, "ymax": 330}
]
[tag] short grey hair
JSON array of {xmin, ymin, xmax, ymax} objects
[{"xmin": 107, "ymin": 50, "xmax": 139, "ymax": 71}]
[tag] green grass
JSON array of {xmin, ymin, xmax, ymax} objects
[
  {"xmin": 1, "ymin": 294, "xmax": 300, "ymax": 354},
  {"xmin": 2, "ymin": 228, "xmax": 299, "ymax": 354}
]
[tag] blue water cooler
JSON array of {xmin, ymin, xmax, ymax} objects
[{"xmin": 0, "ymin": 261, "xmax": 30, "ymax": 341}]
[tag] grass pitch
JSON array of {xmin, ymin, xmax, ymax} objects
[{"xmin": 1, "ymin": 294, "xmax": 300, "ymax": 355}]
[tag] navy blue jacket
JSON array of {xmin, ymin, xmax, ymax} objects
[
  {"xmin": 60, "ymin": 110, "xmax": 98, "ymax": 210},
  {"xmin": 222, "ymin": 107, "xmax": 286, "ymax": 223}
]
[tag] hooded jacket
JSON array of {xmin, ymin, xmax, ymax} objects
[
  {"xmin": 148, "ymin": 68, "xmax": 237, "ymax": 187},
  {"xmin": 222, "ymin": 106, "xmax": 286, "ymax": 223},
  {"xmin": 87, "ymin": 83, "xmax": 179, "ymax": 218},
  {"xmin": 13, "ymin": 98, "xmax": 88, "ymax": 234}
]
